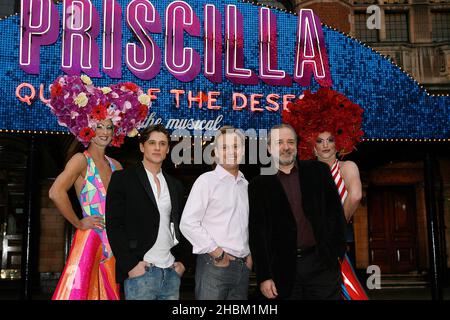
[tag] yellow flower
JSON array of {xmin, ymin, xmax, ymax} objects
[
  {"xmin": 127, "ymin": 128, "xmax": 139, "ymax": 137},
  {"xmin": 138, "ymin": 94, "xmax": 151, "ymax": 106},
  {"xmin": 74, "ymin": 92, "xmax": 88, "ymax": 107},
  {"xmin": 101, "ymin": 87, "xmax": 112, "ymax": 94},
  {"xmin": 80, "ymin": 75, "xmax": 92, "ymax": 85}
]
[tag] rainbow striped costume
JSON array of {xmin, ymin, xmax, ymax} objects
[
  {"xmin": 52, "ymin": 151, "xmax": 120, "ymax": 300},
  {"xmin": 331, "ymin": 159, "xmax": 369, "ymax": 300}
]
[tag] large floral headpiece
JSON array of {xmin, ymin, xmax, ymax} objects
[
  {"xmin": 282, "ymin": 88, "xmax": 364, "ymax": 160},
  {"xmin": 48, "ymin": 75, "xmax": 150, "ymax": 147}
]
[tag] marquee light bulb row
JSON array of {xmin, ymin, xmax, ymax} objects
[{"xmin": 1, "ymin": 129, "xmax": 449, "ymax": 143}]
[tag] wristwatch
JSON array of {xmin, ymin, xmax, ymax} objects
[{"xmin": 214, "ymin": 251, "xmax": 225, "ymax": 263}]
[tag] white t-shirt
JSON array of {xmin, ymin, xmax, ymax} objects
[{"xmin": 143, "ymin": 168, "xmax": 176, "ymax": 268}]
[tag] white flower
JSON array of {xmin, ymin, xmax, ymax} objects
[
  {"xmin": 111, "ymin": 92, "xmax": 119, "ymax": 99},
  {"xmin": 107, "ymin": 107, "xmax": 122, "ymax": 126},
  {"xmin": 80, "ymin": 75, "xmax": 92, "ymax": 85},
  {"xmin": 101, "ymin": 87, "xmax": 112, "ymax": 94},
  {"xmin": 123, "ymin": 101, "xmax": 132, "ymax": 110},
  {"xmin": 127, "ymin": 128, "xmax": 139, "ymax": 137},
  {"xmin": 138, "ymin": 94, "xmax": 151, "ymax": 106},
  {"xmin": 70, "ymin": 111, "xmax": 79, "ymax": 119},
  {"xmin": 74, "ymin": 92, "xmax": 88, "ymax": 107}
]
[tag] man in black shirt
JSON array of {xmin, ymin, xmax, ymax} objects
[{"xmin": 248, "ymin": 124, "xmax": 346, "ymax": 300}]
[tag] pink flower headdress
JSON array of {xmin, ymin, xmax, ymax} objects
[{"xmin": 48, "ymin": 75, "xmax": 151, "ymax": 147}]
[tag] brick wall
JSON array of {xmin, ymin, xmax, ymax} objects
[
  {"xmin": 354, "ymin": 187, "xmax": 369, "ymax": 269},
  {"xmin": 301, "ymin": 2, "xmax": 351, "ymax": 34},
  {"xmin": 38, "ymin": 180, "xmax": 65, "ymax": 273}
]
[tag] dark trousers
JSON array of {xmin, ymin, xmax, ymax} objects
[
  {"xmin": 195, "ymin": 254, "xmax": 250, "ymax": 300},
  {"xmin": 289, "ymin": 249, "xmax": 341, "ymax": 300}
]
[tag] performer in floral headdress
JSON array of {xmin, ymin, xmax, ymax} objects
[
  {"xmin": 282, "ymin": 87, "xmax": 368, "ymax": 300},
  {"xmin": 48, "ymin": 75, "xmax": 150, "ymax": 300}
]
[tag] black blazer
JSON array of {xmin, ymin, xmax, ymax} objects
[
  {"xmin": 248, "ymin": 160, "xmax": 346, "ymax": 299},
  {"xmin": 105, "ymin": 162, "xmax": 187, "ymax": 283}
]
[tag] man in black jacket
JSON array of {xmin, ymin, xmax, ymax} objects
[
  {"xmin": 249, "ymin": 124, "xmax": 346, "ymax": 300},
  {"xmin": 106, "ymin": 124, "xmax": 186, "ymax": 300}
]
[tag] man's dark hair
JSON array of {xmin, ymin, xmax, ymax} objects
[{"xmin": 138, "ymin": 124, "xmax": 170, "ymax": 144}]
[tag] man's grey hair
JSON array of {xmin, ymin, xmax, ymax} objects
[{"xmin": 267, "ymin": 123, "xmax": 298, "ymax": 145}]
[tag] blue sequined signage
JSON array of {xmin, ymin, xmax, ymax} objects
[{"xmin": 0, "ymin": 0, "xmax": 449, "ymax": 138}]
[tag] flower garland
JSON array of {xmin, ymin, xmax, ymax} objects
[
  {"xmin": 282, "ymin": 88, "xmax": 364, "ymax": 160},
  {"xmin": 48, "ymin": 75, "xmax": 150, "ymax": 147}
]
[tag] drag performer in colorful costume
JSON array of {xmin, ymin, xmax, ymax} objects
[
  {"xmin": 283, "ymin": 88, "xmax": 369, "ymax": 300},
  {"xmin": 47, "ymin": 75, "xmax": 150, "ymax": 300}
]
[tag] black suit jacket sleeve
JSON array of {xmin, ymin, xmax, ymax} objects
[
  {"xmin": 320, "ymin": 162, "xmax": 347, "ymax": 261},
  {"xmin": 105, "ymin": 170, "xmax": 139, "ymax": 275},
  {"xmin": 170, "ymin": 181, "xmax": 191, "ymax": 267},
  {"xmin": 248, "ymin": 178, "xmax": 273, "ymax": 284}
]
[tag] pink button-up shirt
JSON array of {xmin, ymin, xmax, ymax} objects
[{"xmin": 180, "ymin": 164, "xmax": 250, "ymax": 258}]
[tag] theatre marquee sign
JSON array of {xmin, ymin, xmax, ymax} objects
[{"xmin": 0, "ymin": 0, "xmax": 448, "ymax": 138}]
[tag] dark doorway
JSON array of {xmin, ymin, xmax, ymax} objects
[{"xmin": 368, "ymin": 185, "xmax": 419, "ymax": 274}]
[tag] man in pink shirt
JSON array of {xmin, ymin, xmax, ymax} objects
[{"xmin": 180, "ymin": 126, "xmax": 252, "ymax": 300}]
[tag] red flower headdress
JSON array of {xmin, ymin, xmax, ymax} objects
[
  {"xmin": 282, "ymin": 88, "xmax": 364, "ymax": 160},
  {"xmin": 47, "ymin": 75, "xmax": 151, "ymax": 147}
]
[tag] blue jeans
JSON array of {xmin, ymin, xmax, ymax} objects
[
  {"xmin": 195, "ymin": 254, "xmax": 250, "ymax": 300},
  {"xmin": 124, "ymin": 265, "xmax": 181, "ymax": 300}
]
